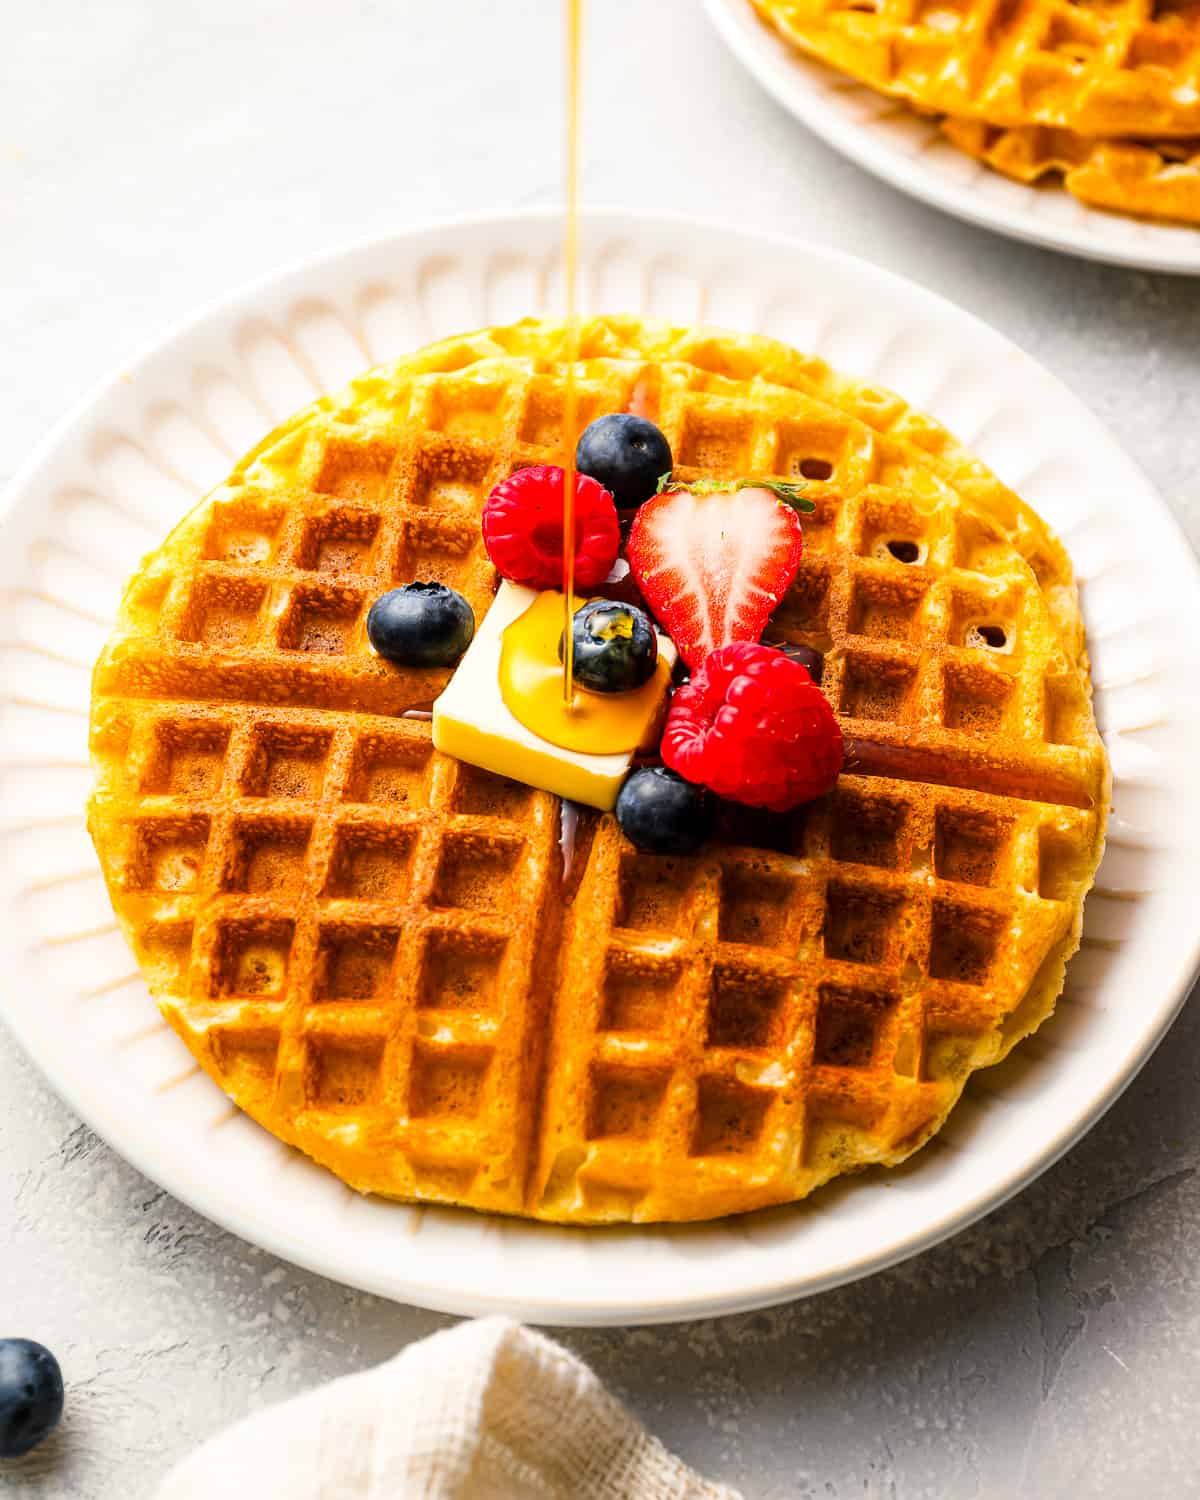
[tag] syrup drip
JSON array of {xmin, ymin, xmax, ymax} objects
[
  {"xmin": 499, "ymin": 589, "xmax": 671, "ymax": 753},
  {"xmin": 558, "ymin": 798, "xmax": 581, "ymax": 882},
  {"xmin": 561, "ymin": 0, "xmax": 582, "ymax": 707}
]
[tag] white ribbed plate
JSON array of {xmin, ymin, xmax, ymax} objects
[
  {"xmin": 2, "ymin": 212, "xmax": 1198, "ymax": 1326},
  {"xmin": 706, "ymin": 0, "xmax": 1200, "ymax": 276}
]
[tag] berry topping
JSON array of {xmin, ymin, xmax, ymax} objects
[
  {"xmin": 661, "ymin": 642, "xmax": 843, "ymax": 811},
  {"xmin": 560, "ymin": 599, "xmax": 658, "ymax": 694},
  {"xmin": 367, "ymin": 582, "xmax": 475, "ymax": 668},
  {"xmin": 627, "ymin": 480, "xmax": 808, "ymax": 672},
  {"xmin": 0, "ymin": 1339, "xmax": 64, "ymax": 1459},
  {"xmin": 483, "ymin": 465, "xmax": 619, "ymax": 591},
  {"xmin": 575, "ymin": 414, "xmax": 673, "ymax": 511},
  {"xmin": 615, "ymin": 765, "xmax": 713, "ymax": 854}
]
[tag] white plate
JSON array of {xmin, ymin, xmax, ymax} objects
[
  {"xmin": 2, "ymin": 211, "xmax": 1198, "ymax": 1326},
  {"xmin": 706, "ymin": 0, "xmax": 1200, "ymax": 276}
]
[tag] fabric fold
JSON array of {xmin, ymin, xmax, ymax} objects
[{"xmin": 156, "ymin": 1317, "xmax": 741, "ymax": 1500}]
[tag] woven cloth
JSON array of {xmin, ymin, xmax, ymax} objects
[{"xmin": 156, "ymin": 1316, "xmax": 741, "ymax": 1499}]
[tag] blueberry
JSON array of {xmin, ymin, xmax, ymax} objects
[
  {"xmin": 0, "ymin": 1340, "xmax": 63, "ymax": 1459},
  {"xmin": 779, "ymin": 642, "xmax": 824, "ymax": 684},
  {"xmin": 560, "ymin": 599, "xmax": 657, "ymax": 694},
  {"xmin": 616, "ymin": 766, "xmax": 712, "ymax": 854},
  {"xmin": 367, "ymin": 583, "xmax": 474, "ymax": 668},
  {"xmin": 576, "ymin": 414, "xmax": 672, "ymax": 511}
]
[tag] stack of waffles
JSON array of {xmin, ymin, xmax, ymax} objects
[
  {"xmin": 751, "ymin": 0, "xmax": 1200, "ymax": 224},
  {"xmin": 87, "ymin": 317, "xmax": 1108, "ymax": 1223}
]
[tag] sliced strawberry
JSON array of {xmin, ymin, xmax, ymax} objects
[{"xmin": 627, "ymin": 484, "xmax": 805, "ymax": 671}]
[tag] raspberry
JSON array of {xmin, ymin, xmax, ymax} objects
[
  {"xmin": 661, "ymin": 642, "xmax": 843, "ymax": 811},
  {"xmin": 482, "ymin": 465, "xmax": 619, "ymax": 591}
]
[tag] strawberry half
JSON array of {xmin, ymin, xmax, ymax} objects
[{"xmin": 627, "ymin": 480, "xmax": 808, "ymax": 672}]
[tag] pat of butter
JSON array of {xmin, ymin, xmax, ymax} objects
[{"xmin": 432, "ymin": 581, "xmax": 676, "ymax": 811}]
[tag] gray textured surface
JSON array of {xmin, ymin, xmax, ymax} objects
[{"xmin": 2, "ymin": 1, "xmax": 1199, "ymax": 1496}]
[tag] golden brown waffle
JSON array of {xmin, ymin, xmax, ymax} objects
[
  {"xmin": 943, "ymin": 116, "xmax": 1200, "ymax": 222},
  {"xmin": 535, "ymin": 778, "xmax": 1099, "ymax": 1220},
  {"xmin": 88, "ymin": 318, "xmax": 1107, "ymax": 1223},
  {"xmin": 750, "ymin": 0, "xmax": 1200, "ymax": 221},
  {"xmin": 751, "ymin": 0, "xmax": 1200, "ymax": 138}
]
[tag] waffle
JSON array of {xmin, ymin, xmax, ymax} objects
[
  {"xmin": 943, "ymin": 117, "xmax": 1200, "ymax": 222},
  {"xmin": 88, "ymin": 318, "xmax": 1107, "ymax": 1223},
  {"xmin": 751, "ymin": 0, "xmax": 1200, "ymax": 137},
  {"xmin": 751, "ymin": 0, "xmax": 1200, "ymax": 221}
]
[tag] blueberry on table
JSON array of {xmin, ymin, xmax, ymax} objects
[
  {"xmin": 561, "ymin": 599, "xmax": 657, "ymax": 694},
  {"xmin": 576, "ymin": 414, "xmax": 673, "ymax": 511},
  {"xmin": 367, "ymin": 583, "xmax": 475, "ymax": 668},
  {"xmin": 616, "ymin": 766, "xmax": 713, "ymax": 855},
  {"xmin": 0, "ymin": 1340, "xmax": 63, "ymax": 1459}
]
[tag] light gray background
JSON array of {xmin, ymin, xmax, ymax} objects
[{"xmin": 3, "ymin": 2, "xmax": 1199, "ymax": 1496}]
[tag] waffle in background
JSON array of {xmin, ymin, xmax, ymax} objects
[
  {"xmin": 751, "ymin": 0, "xmax": 1200, "ymax": 224},
  {"xmin": 88, "ymin": 318, "xmax": 1108, "ymax": 1223},
  {"xmin": 943, "ymin": 118, "xmax": 1200, "ymax": 224},
  {"xmin": 750, "ymin": 0, "xmax": 1200, "ymax": 136}
]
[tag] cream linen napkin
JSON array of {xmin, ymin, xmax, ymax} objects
[{"xmin": 156, "ymin": 1316, "xmax": 742, "ymax": 1500}]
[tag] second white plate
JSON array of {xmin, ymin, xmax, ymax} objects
[
  {"xmin": 2, "ymin": 211, "xmax": 1198, "ymax": 1324},
  {"xmin": 706, "ymin": 0, "xmax": 1200, "ymax": 276}
]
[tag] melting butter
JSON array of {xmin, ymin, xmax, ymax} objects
[{"xmin": 498, "ymin": 590, "xmax": 672, "ymax": 755}]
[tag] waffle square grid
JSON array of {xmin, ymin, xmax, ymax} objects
[{"xmin": 88, "ymin": 322, "xmax": 1107, "ymax": 1222}]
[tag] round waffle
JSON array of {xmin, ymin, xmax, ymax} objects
[
  {"xmin": 751, "ymin": 0, "xmax": 1200, "ymax": 137},
  {"xmin": 88, "ymin": 317, "xmax": 1108, "ymax": 1223},
  {"xmin": 751, "ymin": 0, "xmax": 1200, "ymax": 222}
]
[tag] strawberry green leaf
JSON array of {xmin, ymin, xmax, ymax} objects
[
  {"xmin": 654, "ymin": 474, "xmax": 815, "ymax": 513},
  {"xmin": 757, "ymin": 479, "xmax": 816, "ymax": 513}
]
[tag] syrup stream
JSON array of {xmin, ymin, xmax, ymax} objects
[{"xmin": 561, "ymin": 0, "xmax": 582, "ymax": 707}]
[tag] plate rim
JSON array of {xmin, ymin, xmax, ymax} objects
[
  {"xmin": 3, "ymin": 207, "xmax": 1200, "ymax": 1325},
  {"xmin": 704, "ymin": 0, "xmax": 1200, "ymax": 277}
]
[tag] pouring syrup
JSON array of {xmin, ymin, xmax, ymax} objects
[{"xmin": 561, "ymin": 0, "xmax": 582, "ymax": 707}]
